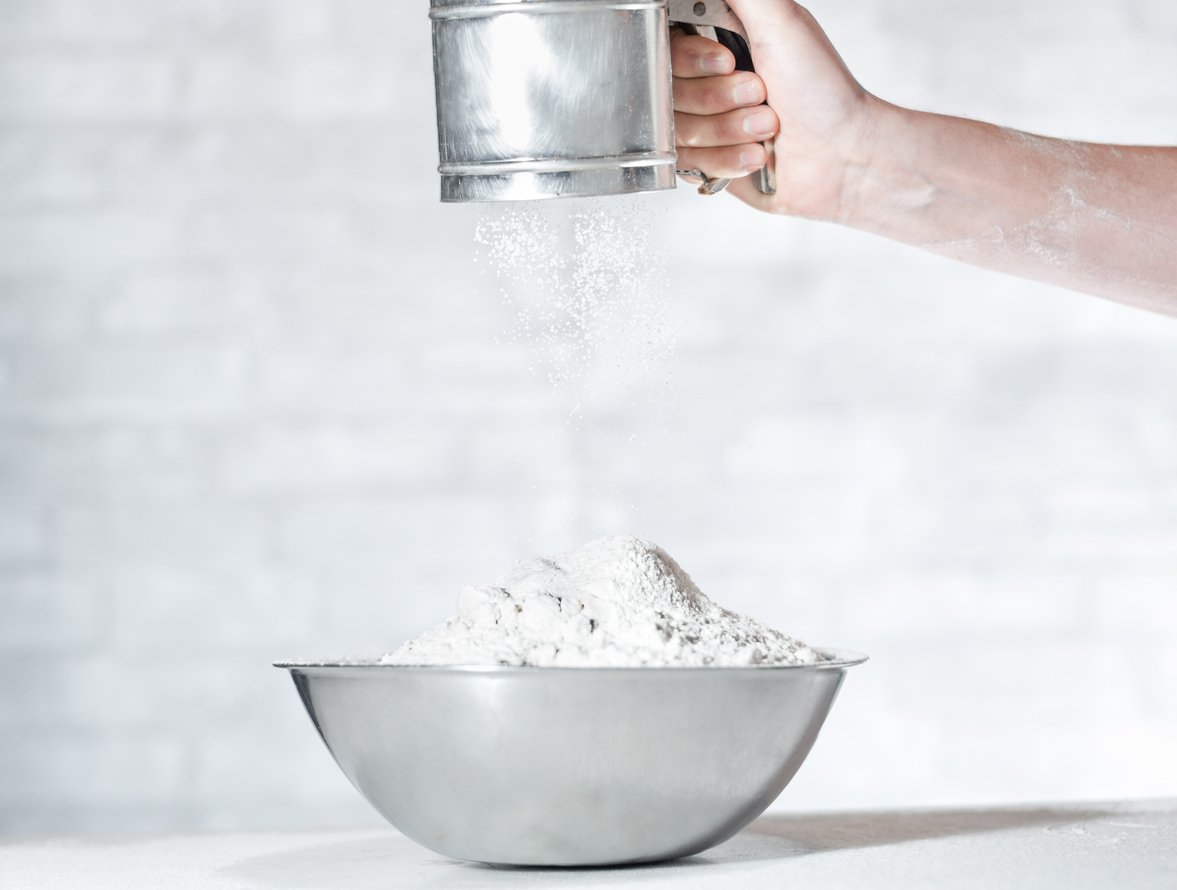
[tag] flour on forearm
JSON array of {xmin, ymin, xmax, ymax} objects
[{"xmin": 382, "ymin": 536, "xmax": 830, "ymax": 667}]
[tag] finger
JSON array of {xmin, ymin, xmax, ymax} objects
[
  {"xmin": 726, "ymin": 169, "xmax": 778, "ymax": 212},
  {"xmin": 677, "ymin": 144, "xmax": 769, "ymax": 181},
  {"xmin": 673, "ymin": 72, "xmax": 766, "ymax": 115},
  {"xmin": 675, "ymin": 106, "xmax": 780, "ymax": 148},
  {"xmin": 669, "ymin": 31, "xmax": 735, "ymax": 78}
]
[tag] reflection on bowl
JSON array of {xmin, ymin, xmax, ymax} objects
[{"xmin": 277, "ymin": 649, "xmax": 866, "ymax": 867}]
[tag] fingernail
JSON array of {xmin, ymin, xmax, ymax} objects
[
  {"xmin": 740, "ymin": 148, "xmax": 764, "ymax": 171},
  {"xmin": 701, "ymin": 52, "xmax": 730, "ymax": 74},
  {"xmin": 732, "ymin": 80, "xmax": 762, "ymax": 105},
  {"xmin": 742, "ymin": 109, "xmax": 776, "ymax": 137}
]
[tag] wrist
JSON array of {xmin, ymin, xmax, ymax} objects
[
  {"xmin": 774, "ymin": 92, "xmax": 898, "ymax": 226},
  {"xmin": 835, "ymin": 99, "xmax": 927, "ymax": 230}
]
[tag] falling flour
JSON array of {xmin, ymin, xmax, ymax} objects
[
  {"xmin": 473, "ymin": 198, "xmax": 675, "ymax": 393},
  {"xmin": 382, "ymin": 535, "xmax": 831, "ymax": 667}
]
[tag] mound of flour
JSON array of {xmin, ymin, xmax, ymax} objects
[{"xmin": 382, "ymin": 536, "xmax": 830, "ymax": 667}]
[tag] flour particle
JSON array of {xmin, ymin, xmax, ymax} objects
[{"xmin": 473, "ymin": 197, "xmax": 676, "ymax": 393}]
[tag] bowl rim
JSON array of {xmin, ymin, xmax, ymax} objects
[{"xmin": 274, "ymin": 646, "xmax": 869, "ymax": 671}]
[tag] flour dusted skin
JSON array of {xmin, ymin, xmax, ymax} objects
[{"xmin": 382, "ymin": 536, "xmax": 831, "ymax": 667}]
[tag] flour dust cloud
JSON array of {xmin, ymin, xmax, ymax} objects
[
  {"xmin": 471, "ymin": 195, "xmax": 683, "ymax": 548},
  {"xmin": 473, "ymin": 196, "xmax": 676, "ymax": 402}
]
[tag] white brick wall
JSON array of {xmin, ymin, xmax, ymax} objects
[{"xmin": 2, "ymin": 0, "xmax": 1176, "ymax": 834}]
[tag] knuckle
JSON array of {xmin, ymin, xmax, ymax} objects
[
  {"xmin": 723, "ymin": 114, "xmax": 749, "ymax": 143},
  {"xmin": 707, "ymin": 151, "xmax": 744, "ymax": 179},
  {"xmin": 671, "ymin": 82, "xmax": 704, "ymax": 111},
  {"xmin": 671, "ymin": 35, "xmax": 708, "ymax": 67},
  {"xmin": 674, "ymin": 116, "xmax": 703, "ymax": 148},
  {"xmin": 701, "ymin": 81, "xmax": 734, "ymax": 112}
]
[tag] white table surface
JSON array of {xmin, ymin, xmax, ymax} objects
[{"xmin": 4, "ymin": 799, "xmax": 1175, "ymax": 890}]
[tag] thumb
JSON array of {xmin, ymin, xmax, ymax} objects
[{"xmin": 722, "ymin": 0, "xmax": 804, "ymax": 51}]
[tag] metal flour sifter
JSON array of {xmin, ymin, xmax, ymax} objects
[{"xmin": 428, "ymin": 0, "xmax": 777, "ymax": 201}]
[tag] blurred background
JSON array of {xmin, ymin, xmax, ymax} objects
[{"xmin": 2, "ymin": 0, "xmax": 1176, "ymax": 836}]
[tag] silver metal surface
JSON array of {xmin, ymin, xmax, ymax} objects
[
  {"xmin": 278, "ymin": 650, "xmax": 867, "ymax": 866},
  {"xmin": 429, "ymin": 0, "xmax": 775, "ymax": 202},
  {"xmin": 431, "ymin": 0, "xmax": 675, "ymax": 202}
]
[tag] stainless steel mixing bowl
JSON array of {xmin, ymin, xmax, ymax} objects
[{"xmin": 277, "ymin": 651, "xmax": 866, "ymax": 866}]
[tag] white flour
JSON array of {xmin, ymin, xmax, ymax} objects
[
  {"xmin": 382, "ymin": 536, "xmax": 830, "ymax": 667},
  {"xmin": 473, "ymin": 198, "xmax": 675, "ymax": 393}
]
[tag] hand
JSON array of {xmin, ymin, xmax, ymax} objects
[
  {"xmin": 669, "ymin": 29, "xmax": 779, "ymax": 186},
  {"xmin": 677, "ymin": 1, "xmax": 1177, "ymax": 312},
  {"xmin": 671, "ymin": 0, "xmax": 879, "ymax": 221}
]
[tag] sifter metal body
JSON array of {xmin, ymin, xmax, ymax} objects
[{"xmin": 429, "ymin": 0, "xmax": 774, "ymax": 202}]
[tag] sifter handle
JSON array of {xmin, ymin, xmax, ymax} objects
[{"xmin": 668, "ymin": 0, "xmax": 776, "ymax": 196}]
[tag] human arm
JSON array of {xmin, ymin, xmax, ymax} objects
[{"xmin": 671, "ymin": 0, "xmax": 1177, "ymax": 315}]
